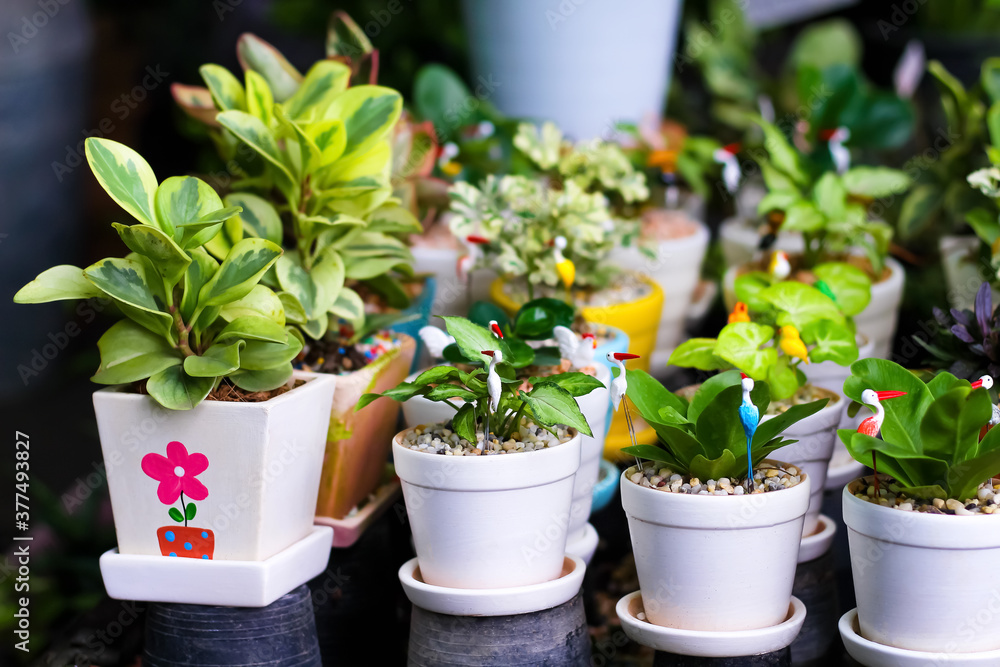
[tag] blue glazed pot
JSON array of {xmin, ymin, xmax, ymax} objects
[
  {"xmin": 591, "ymin": 459, "xmax": 620, "ymax": 513},
  {"xmin": 389, "ymin": 277, "xmax": 437, "ymax": 372}
]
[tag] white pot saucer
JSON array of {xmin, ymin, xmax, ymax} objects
[
  {"xmin": 616, "ymin": 591, "xmax": 806, "ymax": 657},
  {"xmin": 798, "ymin": 513, "xmax": 837, "ymax": 564},
  {"xmin": 100, "ymin": 526, "xmax": 332, "ymax": 607},
  {"xmin": 314, "ymin": 476, "xmax": 401, "ymax": 548},
  {"xmin": 398, "ymin": 554, "xmax": 585, "ymax": 617},
  {"xmin": 565, "ymin": 522, "xmax": 599, "ymax": 565},
  {"xmin": 840, "ymin": 608, "xmax": 1000, "ymax": 665},
  {"xmin": 826, "ymin": 454, "xmax": 867, "ymax": 491}
]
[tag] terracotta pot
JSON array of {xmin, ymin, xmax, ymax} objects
[
  {"xmin": 394, "ymin": 428, "xmax": 582, "ymax": 589},
  {"xmin": 93, "ymin": 371, "xmax": 336, "ymax": 561},
  {"xmin": 843, "ymin": 479, "xmax": 1000, "ymax": 653},
  {"xmin": 315, "ymin": 334, "xmax": 416, "ymax": 520},
  {"xmin": 621, "ymin": 463, "xmax": 810, "ymax": 631},
  {"xmin": 156, "ymin": 526, "xmax": 215, "ymax": 560}
]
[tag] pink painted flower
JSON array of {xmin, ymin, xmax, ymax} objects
[{"xmin": 141, "ymin": 441, "xmax": 209, "ymax": 505}]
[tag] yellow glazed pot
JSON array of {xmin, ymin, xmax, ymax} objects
[{"xmin": 489, "ymin": 274, "xmax": 664, "ymax": 459}]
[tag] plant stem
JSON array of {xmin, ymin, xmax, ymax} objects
[
  {"xmin": 180, "ymin": 491, "xmax": 188, "ymax": 527},
  {"xmin": 171, "ymin": 307, "xmax": 196, "ymax": 356}
]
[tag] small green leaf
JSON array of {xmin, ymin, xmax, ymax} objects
[
  {"xmin": 452, "ymin": 403, "xmax": 477, "ymax": 443},
  {"xmin": 183, "ymin": 340, "xmax": 244, "ymax": 378},
  {"xmin": 220, "ymin": 284, "xmax": 285, "ymax": 326},
  {"xmin": 14, "ymin": 265, "xmax": 104, "ymax": 303},
  {"xmin": 146, "ymin": 366, "xmax": 215, "ymax": 410},
  {"xmin": 198, "ymin": 238, "xmax": 282, "ymax": 308},
  {"xmin": 154, "ymin": 175, "xmax": 225, "ymax": 241},
  {"xmin": 229, "ymin": 364, "xmax": 293, "ymax": 392},
  {"xmin": 239, "ymin": 334, "xmax": 303, "ymax": 371},
  {"xmin": 224, "ymin": 193, "xmax": 282, "ymax": 244},
  {"xmin": 425, "ymin": 385, "xmax": 477, "ymax": 402},
  {"xmin": 842, "ymin": 167, "xmax": 911, "ymax": 199},
  {"xmin": 112, "ymin": 222, "xmax": 191, "ymax": 289},
  {"xmin": 83, "ymin": 257, "xmax": 173, "ymax": 336},
  {"xmin": 217, "ymin": 316, "xmax": 288, "ymax": 344},
  {"xmin": 236, "ymin": 33, "xmax": 302, "ymax": 102},
  {"xmin": 802, "ymin": 319, "xmax": 858, "ymax": 365},
  {"xmin": 92, "ymin": 320, "xmax": 182, "ymax": 384},
  {"xmin": 442, "ymin": 316, "xmax": 513, "ymax": 367},
  {"xmin": 200, "ymin": 63, "xmax": 246, "ymax": 111},
  {"xmin": 521, "ymin": 383, "xmax": 592, "ymax": 437},
  {"xmin": 668, "ymin": 338, "xmax": 729, "ymax": 371},
  {"xmin": 284, "ymin": 59, "xmax": 350, "ymax": 118},
  {"xmin": 169, "ymin": 507, "xmax": 184, "ymax": 523},
  {"xmin": 714, "ymin": 322, "xmax": 777, "ymax": 380},
  {"xmin": 760, "ymin": 281, "xmax": 843, "ymax": 330},
  {"xmin": 531, "ymin": 372, "xmax": 605, "ymax": 397},
  {"xmin": 812, "ymin": 262, "xmax": 871, "ymax": 316},
  {"xmin": 185, "ymin": 503, "xmax": 197, "ymax": 521},
  {"xmin": 412, "ymin": 366, "xmax": 462, "ymax": 386},
  {"xmin": 85, "ymin": 138, "xmax": 159, "ymax": 228}
]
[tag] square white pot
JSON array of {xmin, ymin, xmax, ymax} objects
[{"xmin": 93, "ymin": 371, "xmax": 336, "ymax": 562}]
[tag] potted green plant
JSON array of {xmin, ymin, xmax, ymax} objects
[
  {"xmin": 360, "ymin": 316, "xmax": 601, "ymax": 589},
  {"xmin": 173, "ymin": 31, "xmax": 426, "ymax": 520},
  {"xmin": 721, "ymin": 118, "xmax": 910, "ymax": 359},
  {"xmin": 618, "ymin": 369, "xmax": 824, "ymax": 631},
  {"xmin": 916, "ymin": 281, "xmax": 1000, "ymax": 382},
  {"xmin": 670, "ymin": 279, "xmax": 853, "ymax": 540},
  {"xmin": 13, "ymin": 138, "xmax": 336, "ymax": 561},
  {"xmin": 838, "ymin": 358, "xmax": 1000, "ymax": 655}
]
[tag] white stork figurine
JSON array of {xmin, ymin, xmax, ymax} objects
[
  {"xmin": 713, "ymin": 143, "xmax": 742, "ymax": 194},
  {"xmin": 819, "ymin": 127, "xmax": 851, "ymax": 175},
  {"xmin": 553, "ymin": 326, "xmax": 596, "ymax": 368},
  {"xmin": 971, "ymin": 375, "xmax": 1000, "ymax": 434},
  {"xmin": 481, "ymin": 349, "xmax": 503, "ymax": 451},
  {"xmin": 608, "ymin": 352, "xmax": 642, "ymax": 466},
  {"xmin": 419, "ymin": 326, "xmax": 455, "ymax": 359}
]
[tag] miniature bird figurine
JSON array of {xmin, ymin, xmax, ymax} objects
[
  {"xmin": 713, "ymin": 142, "xmax": 742, "ymax": 194},
  {"xmin": 815, "ymin": 280, "xmax": 837, "ymax": 302},
  {"xmin": 608, "ymin": 351, "xmax": 642, "ymax": 467},
  {"xmin": 456, "ymin": 235, "xmax": 489, "ymax": 282},
  {"xmin": 437, "ymin": 141, "xmax": 462, "ymax": 176},
  {"xmin": 419, "ymin": 326, "xmax": 455, "ymax": 359},
  {"xmin": 488, "ymin": 320, "xmax": 504, "ymax": 339},
  {"xmin": 550, "ymin": 236, "xmax": 575, "ymax": 291},
  {"xmin": 858, "ymin": 388, "xmax": 908, "ymax": 496},
  {"xmin": 768, "ymin": 250, "xmax": 791, "ymax": 280},
  {"xmin": 481, "ymin": 349, "xmax": 503, "ymax": 450},
  {"xmin": 554, "ymin": 326, "xmax": 597, "ymax": 367},
  {"xmin": 728, "ymin": 301, "xmax": 751, "ymax": 324},
  {"xmin": 738, "ymin": 373, "xmax": 759, "ymax": 492},
  {"xmin": 819, "ymin": 127, "xmax": 851, "ymax": 174},
  {"xmin": 779, "ymin": 325, "xmax": 810, "ymax": 365},
  {"xmin": 971, "ymin": 375, "xmax": 999, "ymax": 437}
]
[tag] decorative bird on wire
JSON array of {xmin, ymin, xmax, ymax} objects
[
  {"xmin": 768, "ymin": 250, "xmax": 791, "ymax": 280},
  {"xmin": 971, "ymin": 375, "xmax": 999, "ymax": 439},
  {"xmin": 779, "ymin": 326, "xmax": 810, "ymax": 365},
  {"xmin": 480, "ymin": 349, "xmax": 503, "ymax": 451},
  {"xmin": 819, "ymin": 127, "xmax": 851, "ymax": 174},
  {"xmin": 419, "ymin": 326, "xmax": 455, "ymax": 359},
  {"xmin": 858, "ymin": 388, "xmax": 908, "ymax": 496},
  {"xmin": 553, "ymin": 326, "xmax": 597, "ymax": 368},
  {"xmin": 728, "ymin": 302, "xmax": 750, "ymax": 324},
  {"xmin": 713, "ymin": 143, "xmax": 742, "ymax": 194},
  {"xmin": 457, "ymin": 235, "xmax": 489, "ymax": 308},
  {"xmin": 488, "ymin": 320, "xmax": 504, "ymax": 339},
  {"xmin": 608, "ymin": 351, "xmax": 642, "ymax": 468},
  {"xmin": 738, "ymin": 373, "xmax": 759, "ymax": 492},
  {"xmin": 550, "ymin": 236, "xmax": 575, "ymax": 293}
]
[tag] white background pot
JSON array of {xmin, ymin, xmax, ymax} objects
[
  {"xmin": 462, "ymin": 0, "xmax": 682, "ymax": 140},
  {"xmin": 609, "ymin": 220, "xmax": 710, "ymax": 369},
  {"xmin": 621, "ymin": 465, "xmax": 810, "ymax": 631},
  {"xmin": 723, "ymin": 258, "xmax": 906, "ymax": 359},
  {"xmin": 410, "ymin": 245, "xmax": 496, "ymax": 324},
  {"xmin": 940, "ymin": 234, "xmax": 1000, "ymax": 311},
  {"xmin": 394, "ymin": 430, "xmax": 582, "ymax": 589},
  {"xmin": 93, "ymin": 372, "xmax": 336, "ymax": 561},
  {"xmin": 401, "ymin": 365, "xmax": 610, "ymax": 545},
  {"xmin": 844, "ymin": 484, "xmax": 1000, "ymax": 653},
  {"xmin": 719, "ymin": 216, "xmax": 803, "ymax": 269},
  {"xmin": 767, "ymin": 394, "xmax": 843, "ymax": 536}
]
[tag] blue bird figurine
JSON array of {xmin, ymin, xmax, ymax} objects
[{"xmin": 738, "ymin": 373, "xmax": 759, "ymax": 492}]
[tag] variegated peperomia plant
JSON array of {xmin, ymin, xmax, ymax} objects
[
  {"xmin": 14, "ymin": 138, "xmax": 299, "ymax": 410},
  {"xmin": 173, "ymin": 28, "xmax": 422, "ymax": 341}
]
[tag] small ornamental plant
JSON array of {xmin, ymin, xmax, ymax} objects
[
  {"xmin": 448, "ymin": 121, "xmax": 648, "ymax": 295},
  {"xmin": 359, "ymin": 316, "xmax": 601, "ymax": 452},
  {"xmin": 670, "ymin": 281, "xmax": 859, "ymax": 400},
  {"xmin": 621, "ymin": 369, "xmax": 826, "ymax": 489},
  {"xmin": 916, "ymin": 281, "xmax": 1000, "ymax": 382},
  {"xmin": 14, "ymin": 138, "xmax": 299, "ymax": 410},
  {"xmin": 840, "ymin": 358, "xmax": 1000, "ymax": 509}
]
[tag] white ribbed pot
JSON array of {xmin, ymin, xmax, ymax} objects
[
  {"xmin": 462, "ymin": 0, "xmax": 682, "ymax": 140},
  {"xmin": 401, "ymin": 365, "xmax": 610, "ymax": 547},
  {"xmin": 394, "ymin": 429, "xmax": 582, "ymax": 589},
  {"xmin": 609, "ymin": 219, "xmax": 710, "ymax": 369},
  {"xmin": 723, "ymin": 257, "xmax": 905, "ymax": 360},
  {"xmin": 843, "ymin": 481, "xmax": 1000, "ymax": 653},
  {"xmin": 767, "ymin": 392, "xmax": 843, "ymax": 537},
  {"xmin": 621, "ymin": 464, "xmax": 810, "ymax": 631}
]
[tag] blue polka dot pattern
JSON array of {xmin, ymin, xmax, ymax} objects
[
  {"xmin": 202, "ymin": 555, "xmax": 209, "ymax": 559},
  {"xmin": 184, "ymin": 542, "xmax": 192, "ymax": 550},
  {"xmin": 169, "ymin": 552, "xmax": 177, "ymax": 557},
  {"xmin": 201, "ymin": 531, "xmax": 208, "ymax": 538},
  {"xmin": 165, "ymin": 531, "xmax": 175, "ymax": 542}
]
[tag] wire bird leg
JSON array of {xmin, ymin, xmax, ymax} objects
[
  {"xmin": 746, "ymin": 434, "xmax": 755, "ymax": 493},
  {"xmin": 872, "ymin": 452, "xmax": 880, "ymax": 497},
  {"xmin": 622, "ymin": 400, "xmax": 643, "ymax": 475},
  {"xmin": 484, "ymin": 409, "xmax": 490, "ymax": 454}
]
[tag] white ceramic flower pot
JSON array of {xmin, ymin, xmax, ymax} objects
[
  {"xmin": 410, "ymin": 246, "xmax": 496, "ymax": 324},
  {"xmin": 462, "ymin": 0, "xmax": 683, "ymax": 140},
  {"xmin": 723, "ymin": 257, "xmax": 906, "ymax": 360},
  {"xmin": 621, "ymin": 464, "xmax": 810, "ymax": 631},
  {"xmin": 394, "ymin": 429, "xmax": 582, "ymax": 589},
  {"xmin": 767, "ymin": 394, "xmax": 844, "ymax": 537},
  {"xmin": 401, "ymin": 365, "xmax": 610, "ymax": 547},
  {"xmin": 719, "ymin": 216, "xmax": 803, "ymax": 269},
  {"xmin": 843, "ymin": 482, "xmax": 1000, "ymax": 653},
  {"xmin": 940, "ymin": 234, "xmax": 1000, "ymax": 312},
  {"xmin": 93, "ymin": 372, "xmax": 336, "ymax": 562},
  {"xmin": 609, "ymin": 220, "xmax": 710, "ymax": 369}
]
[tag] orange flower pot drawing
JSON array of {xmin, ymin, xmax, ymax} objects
[{"xmin": 142, "ymin": 441, "xmax": 215, "ymax": 560}]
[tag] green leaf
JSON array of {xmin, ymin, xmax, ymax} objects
[
  {"xmin": 532, "ymin": 372, "xmax": 605, "ymax": 398},
  {"xmin": 216, "ymin": 316, "xmax": 288, "ymax": 344},
  {"xmin": 756, "ymin": 190, "xmax": 801, "ymax": 216},
  {"xmin": 967, "ymin": 208, "xmax": 1000, "ymax": 246},
  {"xmin": 83, "ymin": 257, "xmax": 173, "ymax": 336},
  {"xmin": 366, "ymin": 203, "xmax": 423, "ymax": 236},
  {"xmin": 91, "ymin": 319, "xmax": 182, "ymax": 384},
  {"xmin": 948, "ymin": 447, "xmax": 1000, "ymax": 500},
  {"xmin": 412, "ymin": 366, "xmax": 462, "ymax": 386},
  {"xmin": 175, "ymin": 206, "xmax": 244, "ymax": 251},
  {"xmin": 760, "ymin": 281, "xmax": 843, "ymax": 330},
  {"xmin": 198, "ymin": 238, "xmax": 283, "ymax": 308},
  {"xmin": 169, "ymin": 507, "xmax": 184, "ymax": 523},
  {"xmin": 244, "ymin": 70, "xmax": 274, "ymax": 126},
  {"xmin": 621, "ymin": 444, "xmax": 679, "ymax": 466},
  {"xmin": 754, "ymin": 118, "xmax": 806, "ymax": 185},
  {"xmin": 220, "ymin": 284, "xmax": 285, "ymax": 326},
  {"xmin": 199, "ymin": 64, "xmax": 246, "ymax": 111},
  {"xmin": 668, "ymin": 338, "xmax": 729, "ymax": 371},
  {"xmin": 453, "ymin": 403, "xmax": 478, "ymax": 444},
  {"xmin": 154, "ymin": 175, "xmax": 225, "ymax": 242},
  {"xmin": 513, "ymin": 298, "xmax": 575, "ymax": 338},
  {"xmin": 687, "ymin": 370, "xmax": 743, "ymax": 424},
  {"xmin": 843, "ymin": 358, "xmax": 930, "ymax": 453},
  {"xmin": 240, "ymin": 333, "xmax": 303, "ymax": 371},
  {"xmin": 84, "ymin": 138, "xmax": 159, "ymax": 228},
  {"xmin": 146, "ymin": 366, "xmax": 214, "ymax": 410},
  {"xmin": 311, "ymin": 246, "xmax": 346, "ymax": 314},
  {"xmin": 714, "ymin": 323, "xmax": 777, "ymax": 379},
  {"xmin": 183, "ymin": 340, "xmax": 244, "ymax": 378},
  {"xmin": 216, "ymin": 110, "xmax": 295, "ymax": 192},
  {"xmin": 185, "ymin": 503, "xmax": 197, "ymax": 521},
  {"xmin": 328, "ymin": 286, "xmax": 365, "ymax": 324},
  {"xmin": 812, "ymin": 262, "xmax": 872, "ymax": 316},
  {"xmin": 733, "ymin": 272, "xmax": 774, "ymax": 314},
  {"xmin": 442, "ymin": 316, "xmax": 513, "ymax": 367},
  {"xmin": 180, "ymin": 249, "xmax": 219, "ymax": 325},
  {"xmin": 14, "ymin": 265, "xmax": 104, "ymax": 303},
  {"xmin": 285, "ymin": 60, "xmax": 350, "ymax": 119},
  {"xmin": 236, "ymin": 33, "xmax": 302, "ymax": 102},
  {"xmin": 521, "ymin": 383, "xmax": 592, "ymax": 437},
  {"xmin": 229, "ymin": 364, "xmax": 293, "ymax": 392},
  {"xmin": 802, "ymin": 319, "xmax": 858, "ymax": 365},
  {"xmin": 766, "ymin": 355, "xmax": 801, "ymax": 401},
  {"xmin": 624, "ymin": 369, "xmax": 689, "ymax": 421},
  {"xmin": 813, "ymin": 172, "xmax": 847, "ymax": 221},
  {"xmin": 413, "ymin": 64, "xmax": 472, "ymax": 142},
  {"xmin": 112, "ymin": 222, "xmax": 191, "ymax": 289},
  {"xmin": 276, "ymin": 253, "xmax": 319, "ymax": 319},
  {"xmin": 278, "ymin": 292, "xmax": 307, "ymax": 325},
  {"xmin": 842, "ymin": 167, "xmax": 911, "ymax": 199},
  {"xmin": 696, "ymin": 384, "xmax": 765, "ymax": 466},
  {"xmin": 689, "ymin": 451, "xmax": 741, "ymax": 482},
  {"xmin": 325, "ymin": 85, "xmax": 402, "ymax": 158},
  {"xmin": 781, "ymin": 200, "xmax": 825, "ymax": 233},
  {"xmin": 920, "ymin": 386, "xmax": 991, "ymax": 463},
  {"xmin": 897, "ymin": 184, "xmax": 944, "ymax": 241},
  {"xmin": 425, "ymin": 384, "xmax": 477, "ymax": 402},
  {"xmin": 224, "ymin": 193, "xmax": 282, "ymax": 244}
]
